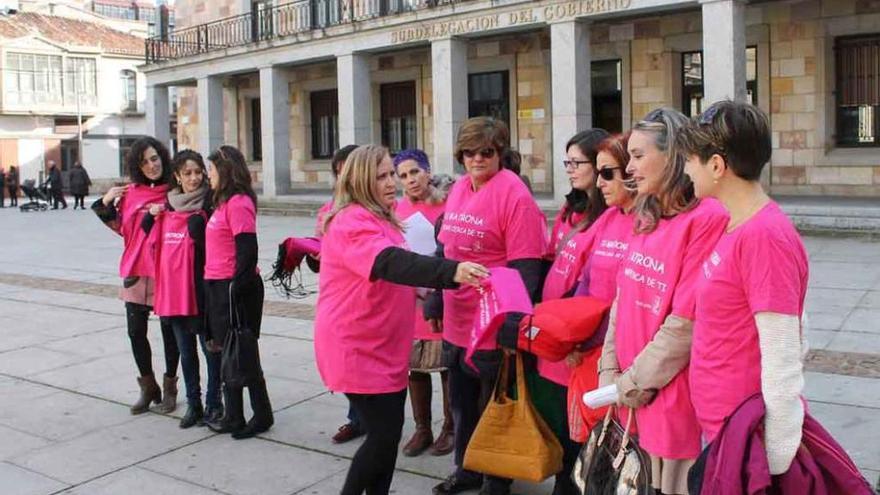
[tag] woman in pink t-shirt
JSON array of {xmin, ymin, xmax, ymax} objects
[
  {"xmin": 314, "ymin": 145, "xmax": 486, "ymax": 495},
  {"xmin": 391, "ymin": 148, "xmax": 455, "ymax": 458},
  {"xmin": 597, "ymin": 108, "xmax": 728, "ymax": 495},
  {"xmin": 141, "ymin": 149, "xmax": 222, "ymax": 429},
  {"xmin": 91, "ymin": 136, "xmax": 180, "ymax": 415},
  {"xmin": 680, "ymin": 101, "xmax": 809, "ymax": 476},
  {"xmin": 432, "ymin": 117, "xmax": 548, "ymax": 495},
  {"xmin": 202, "ymin": 145, "xmax": 273, "ymax": 440},
  {"xmin": 531, "ymin": 129, "xmax": 608, "ymax": 495}
]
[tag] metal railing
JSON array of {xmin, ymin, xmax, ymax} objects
[{"xmin": 145, "ymin": 0, "xmax": 457, "ymax": 63}]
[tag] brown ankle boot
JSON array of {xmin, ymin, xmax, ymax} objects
[
  {"xmin": 430, "ymin": 370, "xmax": 454, "ymax": 456},
  {"xmin": 402, "ymin": 372, "xmax": 433, "ymax": 457},
  {"xmin": 131, "ymin": 374, "xmax": 161, "ymax": 415},
  {"xmin": 155, "ymin": 375, "xmax": 178, "ymax": 414}
]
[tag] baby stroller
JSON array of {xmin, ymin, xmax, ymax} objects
[{"xmin": 19, "ymin": 179, "xmax": 50, "ymax": 212}]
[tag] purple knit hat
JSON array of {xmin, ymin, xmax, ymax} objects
[{"xmin": 392, "ymin": 149, "xmax": 431, "ymax": 172}]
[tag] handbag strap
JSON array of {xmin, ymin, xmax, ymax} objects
[
  {"xmin": 514, "ymin": 351, "xmax": 529, "ymax": 404},
  {"xmin": 612, "ymin": 407, "xmax": 636, "ymax": 470},
  {"xmin": 492, "ymin": 350, "xmax": 512, "ymax": 402},
  {"xmin": 227, "ymin": 283, "xmax": 244, "ymax": 329}
]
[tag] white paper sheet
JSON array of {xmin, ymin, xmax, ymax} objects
[
  {"xmin": 582, "ymin": 384, "xmax": 619, "ymax": 409},
  {"xmin": 402, "ymin": 211, "xmax": 437, "ymax": 256}
]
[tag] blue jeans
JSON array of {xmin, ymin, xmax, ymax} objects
[
  {"xmin": 167, "ymin": 317, "xmax": 221, "ymax": 409},
  {"xmin": 348, "ymin": 403, "xmax": 361, "ymax": 429}
]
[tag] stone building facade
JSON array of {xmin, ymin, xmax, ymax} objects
[{"xmin": 143, "ymin": 0, "xmax": 880, "ymax": 199}]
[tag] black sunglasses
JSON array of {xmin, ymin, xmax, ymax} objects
[
  {"xmin": 597, "ymin": 166, "xmax": 623, "ymax": 181},
  {"xmin": 462, "ymin": 147, "xmax": 497, "ymax": 159}
]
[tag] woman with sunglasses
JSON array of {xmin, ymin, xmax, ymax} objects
[
  {"xmin": 202, "ymin": 145, "xmax": 273, "ymax": 439},
  {"xmin": 431, "ymin": 117, "xmax": 548, "ymax": 495},
  {"xmin": 92, "ymin": 137, "xmax": 180, "ymax": 415},
  {"xmin": 597, "ymin": 108, "xmax": 728, "ymax": 494},
  {"xmin": 314, "ymin": 145, "xmax": 488, "ymax": 495},
  {"xmin": 680, "ymin": 101, "xmax": 808, "ymax": 476}
]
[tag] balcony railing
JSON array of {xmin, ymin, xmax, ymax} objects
[{"xmin": 145, "ymin": 0, "xmax": 456, "ymax": 63}]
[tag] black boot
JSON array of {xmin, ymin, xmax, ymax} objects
[
  {"xmin": 203, "ymin": 403, "xmax": 224, "ymax": 426},
  {"xmin": 232, "ymin": 378, "xmax": 274, "ymax": 440},
  {"xmin": 179, "ymin": 402, "xmax": 204, "ymax": 429},
  {"xmin": 207, "ymin": 385, "xmax": 245, "ymax": 434}
]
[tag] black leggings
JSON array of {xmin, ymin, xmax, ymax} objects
[
  {"xmin": 73, "ymin": 195, "xmax": 86, "ymax": 208},
  {"xmin": 342, "ymin": 389, "xmax": 407, "ymax": 495},
  {"xmin": 125, "ymin": 302, "xmax": 180, "ymax": 378}
]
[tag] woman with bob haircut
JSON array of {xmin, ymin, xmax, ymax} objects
[
  {"xmin": 679, "ymin": 100, "xmax": 808, "ymax": 475},
  {"xmin": 202, "ymin": 145, "xmax": 273, "ymax": 440},
  {"xmin": 92, "ymin": 136, "xmax": 181, "ymax": 415},
  {"xmin": 431, "ymin": 117, "xmax": 548, "ymax": 495},
  {"xmin": 597, "ymin": 108, "xmax": 728, "ymax": 494},
  {"xmin": 314, "ymin": 144, "xmax": 488, "ymax": 495}
]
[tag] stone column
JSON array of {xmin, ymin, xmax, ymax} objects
[
  {"xmin": 701, "ymin": 0, "xmax": 747, "ymax": 105},
  {"xmin": 259, "ymin": 66, "xmax": 291, "ymax": 198},
  {"xmin": 550, "ymin": 20, "xmax": 592, "ymax": 202},
  {"xmin": 197, "ymin": 76, "xmax": 224, "ymax": 154},
  {"xmin": 145, "ymin": 85, "xmax": 170, "ymax": 147},
  {"xmin": 336, "ymin": 53, "xmax": 372, "ymax": 146},
  {"xmin": 431, "ymin": 37, "xmax": 468, "ymax": 176}
]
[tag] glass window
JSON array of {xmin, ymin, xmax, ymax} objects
[
  {"xmin": 468, "ymin": 71, "xmax": 510, "ymax": 125},
  {"xmin": 380, "ymin": 81, "xmax": 417, "ymax": 154},
  {"xmin": 592, "ymin": 59, "xmax": 623, "ymax": 133},
  {"xmin": 835, "ymin": 34, "xmax": 880, "ymax": 146},
  {"xmin": 310, "ymin": 89, "xmax": 339, "ymax": 160},
  {"xmin": 119, "ymin": 137, "xmax": 138, "ymax": 176},
  {"xmin": 64, "ymin": 58, "xmax": 97, "ymax": 107},
  {"xmin": 251, "ymin": 98, "xmax": 262, "ymax": 161},
  {"xmin": 682, "ymin": 48, "xmax": 758, "ymax": 118},
  {"xmin": 121, "ymin": 70, "xmax": 137, "ymax": 111},
  {"xmin": 4, "ymin": 52, "xmax": 63, "ymax": 106}
]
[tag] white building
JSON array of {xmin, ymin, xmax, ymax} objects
[{"xmin": 0, "ymin": 7, "xmax": 166, "ymax": 189}]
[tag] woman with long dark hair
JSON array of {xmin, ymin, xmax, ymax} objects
[
  {"xmin": 142, "ymin": 149, "xmax": 222, "ymax": 428},
  {"xmin": 314, "ymin": 144, "xmax": 487, "ymax": 495},
  {"xmin": 91, "ymin": 136, "xmax": 180, "ymax": 414},
  {"xmin": 202, "ymin": 145, "xmax": 273, "ymax": 439}
]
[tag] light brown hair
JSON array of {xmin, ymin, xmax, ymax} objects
[{"xmin": 325, "ymin": 144, "xmax": 401, "ymax": 232}]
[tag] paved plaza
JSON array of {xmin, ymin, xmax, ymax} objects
[{"xmin": 0, "ymin": 203, "xmax": 878, "ymax": 495}]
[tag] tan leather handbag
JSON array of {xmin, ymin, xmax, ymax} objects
[{"xmin": 463, "ymin": 352, "xmax": 563, "ymax": 482}]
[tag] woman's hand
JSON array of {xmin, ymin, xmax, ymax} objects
[
  {"xmin": 148, "ymin": 204, "xmax": 165, "ymax": 216},
  {"xmin": 102, "ymin": 185, "xmax": 128, "ymax": 206},
  {"xmin": 453, "ymin": 262, "xmax": 489, "ymax": 288},
  {"xmin": 565, "ymin": 350, "xmax": 584, "ymax": 368}
]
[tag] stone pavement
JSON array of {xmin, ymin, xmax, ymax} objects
[{"xmin": 0, "ymin": 203, "xmax": 878, "ymax": 495}]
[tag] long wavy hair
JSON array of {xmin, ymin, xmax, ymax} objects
[
  {"xmin": 171, "ymin": 149, "xmax": 207, "ymax": 192},
  {"xmin": 126, "ymin": 136, "xmax": 172, "ymax": 185},
  {"xmin": 562, "ymin": 129, "xmax": 610, "ymax": 230},
  {"xmin": 325, "ymin": 145, "xmax": 401, "ymax": 232},
  {"xmin": 206, "ymin": 145, "xmax": 257, "ymax": 209},
  {"xmin": 631, "ymin": 108, "xmax": 694, "ymax": 234}
]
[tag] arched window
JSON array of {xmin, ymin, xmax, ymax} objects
[{"xmin": 121, "ymin": 70, "xmax": 137, "ymax": 111}]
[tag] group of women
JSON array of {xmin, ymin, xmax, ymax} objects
[
  {"xmin": 314, "ymin": 100, "xmax": 810, "ymax": 495},
  {"xmin": 93, "ymin": 139, "xmax": 273, "ymax": 439}
]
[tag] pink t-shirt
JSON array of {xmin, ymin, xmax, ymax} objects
[
  {"xmin": 154, "ymin": 211, "xmax": 203, "ymax": 317},
  {"xmin": 118, "ymin": 184, "xmax": 168, "ymax": 278},
  {"xmin": 538, "ymin": 208, "xmax": 632, "ymax": 385},
  {"xmin": 438, "ymin": 170, "xmax": 548, "ymax": 348},
  {"xmin": 315, "ymin": 200, "xmax": 333, "ymax": 238},
  {"xmin": 397, "ymin": 197, "xmax": 446, "ymax": 341},
  {"xmin": 614, "ymin": 199, "xmax": 728, "ymax": 459},
  {"xmin": 204, "ymin": 194, "xmax": 257, "ymax": 280},
  {"xmin": 313, "ymin": 204, "xmax": 415, "ymax": 394},
  {"xmin": 547, "ymin": 207, "xmax": 586, "ymax": 261},
  {"xmin": 690, "ymin": 201, "xmax": 808, "ymax": 442}
]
